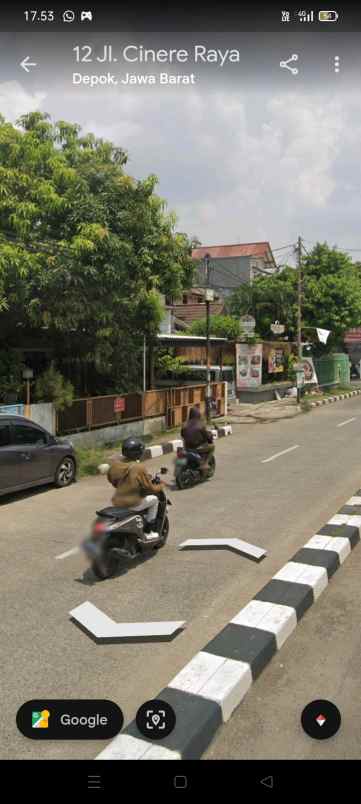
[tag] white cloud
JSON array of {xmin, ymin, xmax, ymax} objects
[
  {"xmin": 0, "ymin": 81, "xmax": 46, "ymax": 122},
  {"xmin": 2, "ymin": 77, "xmax": 361, "ymax": 250}
]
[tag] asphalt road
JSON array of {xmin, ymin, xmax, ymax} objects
[{"xmin": 2, "ymin": 396, "xmax": 361, "ymax": 761}]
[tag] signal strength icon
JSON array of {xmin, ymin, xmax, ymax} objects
[{"xmin": 298, "ymin": 10, "xmax": 314, "ymax": 23}]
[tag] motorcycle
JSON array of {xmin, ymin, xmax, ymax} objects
[
  {"xmin": 175, "ymin": 446, "xmax": 216, "ymax": 489},
  {"xmin": 82, "ymin": 469, "xmax": 171, "ymax": 579}
]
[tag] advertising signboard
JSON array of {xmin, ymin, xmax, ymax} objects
[{"xmin": 236, "ymin": 343, "xmax": 263, "ymax": 388}]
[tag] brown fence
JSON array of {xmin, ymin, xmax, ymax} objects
[{"xmin": 56, "ymin": 383, "xmax": 226, "ymax": 435}]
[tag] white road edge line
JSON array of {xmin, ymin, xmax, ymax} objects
[
  {"xmin": 55, "ymin": 547, "xmax": 80, "ymax": 560},
  {"xmin": 261, "ymin": 445, "xmax": 300, "ymax": 464},
  {"xmin": 337, "ymin": 417, "xmax": 357, "ymax": 428}
]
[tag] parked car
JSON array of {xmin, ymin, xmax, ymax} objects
[{"xmin": 0, "ymin": 415, "xmax": 76, "ymax": 496}]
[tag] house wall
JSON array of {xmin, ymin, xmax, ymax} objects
[
  {"xmin": 28, "ymin": 402, "xmax": 56, "ymax": 434},
  {"xmin": 197, "ymin": 256, "xmax": 251, "ymax": 296}
]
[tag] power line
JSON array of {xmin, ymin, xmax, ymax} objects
[{"xmin": 272, "ymin": 243, "xmax": 297, "ymax": 252}]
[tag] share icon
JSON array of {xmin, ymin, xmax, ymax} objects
[{"xmin": 280, "ymin": 53, "xmax": 299, "ymax": 75}]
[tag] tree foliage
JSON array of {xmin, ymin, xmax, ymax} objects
[
  {"xmin": 188, "ymin": 314, "xmax": 243, "ymax": 340},
  {"xmin": 227, "ymin": 243, "xmax": 361, "ymax": 350},
  {"xmin": 0, "ymin": 113, "xmax": 194, "ymax": 392},
  {"xmin": 34, "ymin": 363, "xmax": 74, "ymax": 410},
  {"xmin": 155, "ymin": 348, "xmax": 188, "ymax": 376},
  {"xmin": 0, "ymin": 349, "xmax": 24, "ymax": 401}
]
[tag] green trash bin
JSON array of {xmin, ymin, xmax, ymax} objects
[{"xmin": 314, "ymin": 353, "xmax": 350, "ymax": 388}]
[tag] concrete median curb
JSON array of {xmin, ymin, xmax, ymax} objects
[
  {"xmin": 311, "ymin": 389, "xmax": 361, "ymax": 407},
  {"xmin": 96, "ymin": 492, "xmax": 360, "ymax": 760},
  {"xmin": 143, "ymin": 425, "xmax": 233, "ymax": 460}
]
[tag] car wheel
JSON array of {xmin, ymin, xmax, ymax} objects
[{"xmin": 55, "ymin": 456, "xmax": 76, "ymax": 488}]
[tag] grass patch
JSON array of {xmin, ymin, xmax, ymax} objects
[
  {"xmin": 304, "ymin": 383, "xmax": 361, "ymax": 404},
  {"xmin": 75, "ymin": 446, "xmax": 109, "ymax": 478}
]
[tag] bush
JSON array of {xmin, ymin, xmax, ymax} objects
[{"xmin": 34, "ymin": 363, "xmax": 74, "ymax": 411}]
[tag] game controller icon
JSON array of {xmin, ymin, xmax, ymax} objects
[{"xmin": 81, "ymin": 10, "xmax": 93, "ymax": 22}]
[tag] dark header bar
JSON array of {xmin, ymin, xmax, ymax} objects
[{"xmin": 1, "ymin": 3, "xmax": 360, "ymax": 32}]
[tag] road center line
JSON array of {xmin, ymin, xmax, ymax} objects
[
  {"xmin": 261, "ymin": 445, "xmax": 300, "ymax": 464},
  {"xmin": 55, "ymin": 547, "xmax": 80, "ymax": 560},
  {"xmin": 337, "ymin": 418, "xmax": 357, "ymax": 428}
]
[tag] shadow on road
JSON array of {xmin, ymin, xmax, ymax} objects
[
  {"xmin": 0, "ymin": 483, "xmax": 54, "ymax": 506},
  {"xmin": 74, "ymin": 548, "xmax": 163, "ymax": 586}
]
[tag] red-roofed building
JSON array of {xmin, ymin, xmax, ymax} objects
[{"xmin": 192, "ymin": 241, "xmax": 277, "ymax": 296}]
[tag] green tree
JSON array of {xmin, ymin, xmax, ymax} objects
[
  {"xmin": 189, "ymin": 314, "xmax": 243, "ymax": 340},
  {"xmin": 0, "ymin": 349, "xmax": 24, "ymax": 401},
  {"xmin": 226, "ymin": 243, "xmax": 361, "ymax": 350},
  {"xmin": 34, "ymin": 363, "xmax": 74, "ymax": 411},
  {"xmin": 155, "ymin": 348, "xmax": 188, "ymax": 377},
  {"xmin": 0, "ymin": 113, "xmax": 194, "ymax": 392}
]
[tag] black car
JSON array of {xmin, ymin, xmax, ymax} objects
[{"xmin": 0, "ymin": 415, "xmax": 76, "ymax": 496}]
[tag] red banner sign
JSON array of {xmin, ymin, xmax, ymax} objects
[{"xmin": 114, "ymin": 397, "xmax": 125, "ymax": 413}]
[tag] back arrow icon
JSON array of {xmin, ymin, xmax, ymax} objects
[
  {"xmin": 20, "ymin": 56, "xmax": 38, "ymax": 73},
  {"xmin": 260, "ymin": 776, "xmax": 274, "ymax": 789}
]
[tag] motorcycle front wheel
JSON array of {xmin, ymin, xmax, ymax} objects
[
  {"xmin": 207, "ymin": 454, "xmax": 216, "ymax": 478},
  {"xmin": 153, "ymin": 515, "xmax": 170, "ymax": 549}
]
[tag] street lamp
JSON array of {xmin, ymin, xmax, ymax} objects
[{"xmin": 22, "ymin": 367, "xmax": 34, "ymax": 408}]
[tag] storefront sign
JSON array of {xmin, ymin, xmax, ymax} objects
[
  {"xmin": 270, "ymin": 321, "xmax": 285, "ymax": 335},
  {"xmin": 236, "ymin": 343, "xmax": 263, "ymax": 388},
  {"xmin": 114, "ymin": 397, "xmax": 125, "ymax": 413},
  {"xmin": 299, "ymin": 358, "xmax": 318, "ymax": 385},
  {"xmin": 240, "ymin": 315, "xmax": 256, "ymax": 336},
  {"xmin": 268, "ymin": 348, "xmax": 284, "ymax": 374}
]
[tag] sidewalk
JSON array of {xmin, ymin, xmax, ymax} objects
[{"xmin": 227, "ymin": 398, "xmax": 301, "ymax": 424}]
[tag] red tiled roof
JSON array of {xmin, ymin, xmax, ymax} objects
[
  {"xmin": 172, "ymin": 302, "xmax": 224, "ymax": 324},
  {"xmin": 192, "ymin": 241, "xmax": 274, "ymax": 261},
  {"xmin": 344, "ymin": 328, "xmax": 361, "ymax": 342}
]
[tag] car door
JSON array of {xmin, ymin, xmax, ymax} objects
[
  {"xmin": 0, "ymin": 420, "xmax": 24, "ymax": 492},
  {"xmin": 9, "ymin": 422, "xmax": 53, "ymax": 486}
]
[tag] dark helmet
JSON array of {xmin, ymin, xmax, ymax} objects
[
  {"xmin": 189, "ymin": 406, "xmax": 201, "ymax": 420},
  {"xmin": 122, "ymin": 436, "xmax": 145, "ymax": 461}
]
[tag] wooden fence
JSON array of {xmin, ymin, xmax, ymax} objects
[{"xmin": 56, "ymin": 383, "xmax": 226, "ymax": 435}]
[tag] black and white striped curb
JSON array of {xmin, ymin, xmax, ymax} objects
[
  {"xmin": 96, "ymin": 493, "xmax": 361, "ymax": 760},
  {"xmin": 311, "ymin": 389, "xmax": 361, "ymax": 408},
  {"xmin": 143, "ymin": 425, "xmax": 233, "ymax": 460}
]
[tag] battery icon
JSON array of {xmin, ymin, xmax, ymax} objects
[{"xmin": 318, "ymin": 11, "xmax": 339, "ymax": 22}]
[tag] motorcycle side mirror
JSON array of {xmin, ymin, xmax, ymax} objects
[{"xmin": 160, "ymin": 466, "xmax": 169, "ymax": 474}]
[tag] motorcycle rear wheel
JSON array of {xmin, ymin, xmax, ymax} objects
[
  {"xmin": 91, "ymin": 538, "xmax": 124, "ymax": 579},
  {"xmin": 176, "ymin": 467, "xmax": 197, "ymax": 489}
]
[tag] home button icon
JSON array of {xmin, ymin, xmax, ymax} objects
[{"xmin": 174, "ymin": 775, "xmax": 188, "ymax": 790}]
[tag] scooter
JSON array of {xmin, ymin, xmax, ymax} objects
[
  {"xmin": 174, "ymin": 447, "xmax": 216, "ymax": 489},
  {"xmin": 82, "ymin": 469, "xmax": 171, "ymax": 579}
]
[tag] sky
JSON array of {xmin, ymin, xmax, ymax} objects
[{"xmin": 1, "ymin": 31, "xmax": 361, "ymax": 260}]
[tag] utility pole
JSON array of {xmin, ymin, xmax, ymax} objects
[
  {"xmin": 143, "ymin": 335, "xmax": 146, "ymax": 392},
  {"xmin": 204, "ymin": 253, "xmax": 212, "ymax": 422},
  {"xmin": 297, "ymin": 236, "xmax": 303, "ymax": 360},
  {"xmin": 296, "ymin": 236, "xmax": 303, "ymax": 404}
]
